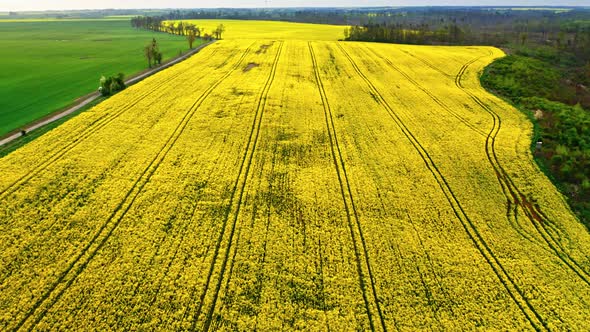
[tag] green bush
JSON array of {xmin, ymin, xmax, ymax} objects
[
  {"xmin": 520, "ymin": 97, "xmax": 590, "ymax": 216},
  {"xmin": 513, "ymin": 45, "xmax": 579, "ymax": 67},
  {"xmin": 481, "ymin": 55, "xmax": 561, "ymax": 101},
  {"xmin": 99, "ymin": 73, "xmax": 126, "ymax": 96}
]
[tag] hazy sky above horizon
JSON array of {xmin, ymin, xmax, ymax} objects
[{"xmin": 1, "ymin": 0, "xmax": 588, "ymax": 12}]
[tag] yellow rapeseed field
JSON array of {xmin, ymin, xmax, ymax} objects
[
  {"xmin": 166, "ymin": 19, "xmax": 347, "ymax": 40},
  {"xmin": 1, "ymin": 28, "xmax": 590, "ymax": 331}
]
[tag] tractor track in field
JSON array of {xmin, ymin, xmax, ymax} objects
[
  {"xmin": 399, "ymin": 49, "xmax": 454, "ymax": 79},
  {"xmin": 183, "ymin": 131, "xmax": 272, "ymax": 329},
  {"xmin": 358, "ymin": 45, "xmax": 536, "ymax": 321},
  {"xmin": 406, "ymin": 214, "xmax": 457, "ymax": 316},
  {"xmin": 0, "ymin": 46, "xmax": 243, "ymax": 202},
  {"xmin": 116, "ymin": 163, "xmax": 222, "ymax": 329},
  {"xmin": 190, "ymin": 41, "xmax": 284, "ymax": 332},
  {"xmin": 395, "ymin": 49, "xmax": 546, "ymax": 247},
  {"xmin": 309, "ymin": 42, "xmax": 390, "ymax": 332},
  {"xmin": 123, "ymin": 124, "xmax": 235, "ymax": 328},
  {"xmin": 453, "ymin": 53, "xmax": 590, "ymax": 287},
  {"xmin": 212, "ymin": 227, "xmax": 243, "ymax": 331},
  {"xmin": 0, "ymin": 46, "xmax": 244, "ymax": 297},
  {"xmin": 0, "ymin": 151, "xmax": 130, "ymax": 285},
  {"xmin": 387, "ymin": 46, "xmax": 590, "ymax": 284},
  {"xmin": 0, "ymin": 87, "xmax": 205, "ymax": 284},
  {"xmin": 15, "ymin": 166, "xmax": 214, "ymax": 328},
  {"xmin": 248, "ymin": 139, "xmax": 280, "ymax": 331},
  {"xmin": 368, "ymin": 47, "xmax": 542, "ymax": 247},
  {"xmin": 334, "ymin": 98, "xmax": 456, "ymax": 325},
  {"xmin": 361, "ymin": 46, "xmax": 487, "ymax": 138},
  {"xmin": 137, "ymin": 165, "xmax": 226, "ymax": 324},
  {"xmin": 337, "ymin": 42, "xmax": 548, "ymax": 331},
  {"xmin": 8, "ymin": 44, "xmax": 255, "ymax": 332}
]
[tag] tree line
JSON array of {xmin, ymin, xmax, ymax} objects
[
  {"xmin": 131, "ymin": 17, "xmax": 226, "ymax": 68},
  {"xmin": 345, "ymin": 23, "xmax": 468, "ymax": 45},
  {"xmin": 131, "ymin": 16, "xmax": 226, "ymax": 42},
  {"xmin": 344, "ymin": 19, "xmax": 590, "ymax": 56}
]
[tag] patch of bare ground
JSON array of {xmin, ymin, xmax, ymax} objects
[
  {"xmin": 256, "ymin": 42, "xmax": 274, "ymax": 54},
  {"xmin": 244, "ymin": 62, "xmax": 260, "ymax": 72}
]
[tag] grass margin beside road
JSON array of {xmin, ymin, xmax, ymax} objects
[{"xmin": 0, "ymin": 40, "xmax": 214, "ymax": 152}]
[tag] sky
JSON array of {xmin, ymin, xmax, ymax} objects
[{"xmin": 1, "ymin": 0, "xmax": 589, "ymax": 12}]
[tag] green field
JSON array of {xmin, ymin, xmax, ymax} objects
[{"xmin": 0, "ymin": 19, "xmax": 199, "ymax": 136}]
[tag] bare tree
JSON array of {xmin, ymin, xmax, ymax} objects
[
  {"xmin": 144, "ymin": 38, "xmax": 162, "ymax": 68},
  {"xmin": 144, "ymin": 45, "xmax": 153, "ymax": 68},
  {"xmin": 214, "ymin": 24, "xmax": 226, "ymax": 39},
  {"xmin": 187, "ymin": 28, "xmax": 197, "ymax": 49},
  {"xmin": 176, "ymin": 21, "xmax": 184, "ymax": 35}
]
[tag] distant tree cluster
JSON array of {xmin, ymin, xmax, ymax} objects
[
  {"xmin": 131, "ymin": 16, "xmax": 225, "ymax": 43},
  {"xmin": 157, "ymin": 7, "xmax": 352, "ymax": 25},
  {"xmin": 131, "ymin": 16, "xmax": 164, "ymax": 31},
  {"xmin": 99, "ymin": 73, "xmax": 126, "ymax": 96},
  {"xmin": 344, "ymin": 18, "xmax": 590, "ymax": 52},
  {"xmin": 345, "ymin": 23, "xmax": 468, "ymax": 45}
]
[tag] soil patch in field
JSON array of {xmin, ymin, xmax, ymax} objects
[
  {"xmin": 256, "ymin": 42, "xmax": 274, "ymax": 54},
  {"xmin": 244, "ymin": 62, "xmax": 260, "ymax": 72}
]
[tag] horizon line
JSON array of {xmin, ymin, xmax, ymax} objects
[{"xmin": 3, "ymin": 5, "xmax": 589, "ymax": 13}]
